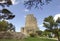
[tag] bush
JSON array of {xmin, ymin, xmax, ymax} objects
[{"xmin": 29, "ymin": 33, "xmax": 36, "ymax": 37}]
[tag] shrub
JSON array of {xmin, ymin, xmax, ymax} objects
[{"xmin": 29, "ymin": 33, "xmax": 36, "ymax": 37}]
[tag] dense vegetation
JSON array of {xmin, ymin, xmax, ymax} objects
[
  {"xmin": 43, "ymin": 16, "xmax": 60, "ymax": 41},
  {"xmin": 0, "ymin": 0, "xmax": 15, "ymax": 32},
  {"xmin": 0, "ymin": 20, "xmax": 15, "ymax": 32}
]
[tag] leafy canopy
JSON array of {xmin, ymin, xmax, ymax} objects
[{"xmin": 24, "ymin": 0, "xmax": 52, "ymax": 9}]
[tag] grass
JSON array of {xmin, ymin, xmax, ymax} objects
[
  {"xmin": 0, "ymin": 37, "xmax": 57, "ymax": 41},
  {"xmin": 23, "ymin": 37, "xmax": 57, "ymax": 41}
]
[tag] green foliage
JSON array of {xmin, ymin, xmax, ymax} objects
[
  {"xmin": 36, "ymin": 30, "xmax": 43, "ymax": 36},
  {"xmin": 0, "ymin": 20, "xmax": 8, "ymax": 31},
  {"xmin": 24, "ymin": 37, "xmax": 56, "ymax": 41},
  {"xmin": 43, "ymin": 16, "xmax": 60, "ymax": 41},
  {"xmin": 0, "ymin": 20, "xmax": 15, "ymax": 32},
  {"xmin": 43, "ymin": 16, "xmax": 59, "ymax": 32},
  {"xmin": 56, "ymin": 17, "xmax": 60, "ymax": 23},
  {"xmin": 43, "ymin": 30, "xmax": 51, "ymax": 36},
  {"xmin": 29, "ymin": 33, "xmax": 36, "ymax": 37},
  {"xmin": 0, "ymin": 0, "xmax": 15, "ymax": 32},
  {"xmin": 43, "ymin": 16, "xmax": 56, "ymax": 30}
]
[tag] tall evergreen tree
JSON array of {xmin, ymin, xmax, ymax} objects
[{"xmin": 43, "ymin": 16, "xmax": 60, "ymax": 41}]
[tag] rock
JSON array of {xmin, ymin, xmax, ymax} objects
[{"xmin": 0, "ymin": 31, "xmax": 27, "ymax": 39}]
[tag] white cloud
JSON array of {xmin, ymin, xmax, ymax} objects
[
  {"xmin": 38, "ymin": 24, "xmax": 46, "ymax": 31},
  {"xmin": 24, "ymin": 16, "xmax": 26, "ymax": 18},
  {"xmin": 54, "ymin": 14, "xmax": 60, "ymax": 21},
  {"xmin": 38, "ymin": 24, "xmax": 43, "ymax": 27},
  {"xmin": 24, "ymin": 9, "xmax": 29, "ymax": 12}
]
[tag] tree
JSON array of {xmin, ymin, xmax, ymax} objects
[
  {"xmin": 0, "ymin": 20, "xmax": 15, "ymax": 31},
  {"xmin": 43, "ymin": 16, "xmax": 60, "ymax": 41},
  {"xmin": 0, "ymin": 0, "xmax": 15, "ymax": 20},
  {"xmin": 0, "ymin": 20, "xmax": 8, "ymax": 31},
  {"xmin": 7, "ymin": 23, "xmax": 15, "ymax": 32},
  {"xmin": 0, "ymin": 0, "xmax": 12, "ymax": 7},
  {"xmin": 56, "ymin": 17, "xmax": 60, "ymax": 23},
  {"xmin": 0, "ymin": 9, "xmax": 15, "ymax": 20},
  {"xmin": 56, "ymin": 17, "xmax": 60, "ymax": 41},
  {"xmin": 24, "ymin": 0, "xmax": 52, "ymax": 9},
  {"xmin": 0, "ymin": 20, "xmax": 15, "ymax": 32},
  {"xmin": 36, "ymin": 30, "xmax": 43, "ymax": 36},
  {"xmin": 0, "ymin": 0, "xmax": 15, "ymax": 32}
]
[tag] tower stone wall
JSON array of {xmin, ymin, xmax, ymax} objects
[{"xmin": 21, "ymin": 14, "xmax": 39, "ymax": 35}]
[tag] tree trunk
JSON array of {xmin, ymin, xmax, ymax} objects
[{"xmin": 56, "ymin": 32, "xmax": 60, "ymax": 41}]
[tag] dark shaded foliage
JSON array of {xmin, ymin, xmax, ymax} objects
[
  {"xmin": 2, "ymin": 9, "xmax": 12, "ymax": 14},
  {"xmin": 43, "ymin": 16, "xmax": 60, "ymax": 41},
  {"xmin": 7, "ymin": 23, "xmax": 15, "ymax": 32},
  {"xmin": 0, "ymin": 20, "xmax": 15, "ymax": 32},
  {"xmin": 0, "ymin": 0, "xmax": 12, "ymax": 7},
  {"xmin": 24, "ymin": 0, "xmax": 52, "ymax": 9},
  {"xmin": 6, "ymin": 15, "xmax": 15, "ymax": 20},
  {"xmin": 0, "ymin": 0, "xmax": 15, "ymax": 32},
  {"xmin": 30, "ymin": 33, "xmax": 36, "ymax": 37},
  {"xmin": 0, "ymin": 9, "xmax": 15, "ymax": 20},
  {"xmin": 56, "ymin": 17, "xmax": 60, "ymax": 23},
  {"xmin": 36, "ymin": 30, "xmax": 42, "ymax": 36},
  {"xmin": 0, "ymin": 0, "xmax": 15, "ymax": 20}
]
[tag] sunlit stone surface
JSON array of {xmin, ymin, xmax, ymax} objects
[{"xmin": 21, "ymin": 14, "xmax": 39, "ymax": 35}]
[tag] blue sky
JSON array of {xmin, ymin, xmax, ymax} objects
[{"xmin": 0, "ymin": 0, "xmax": 60, "ymax": 32}]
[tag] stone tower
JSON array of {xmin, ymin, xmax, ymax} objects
[{"xmin": 21, "ymin": 14, "xmax": 39, "ymax": 35}]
